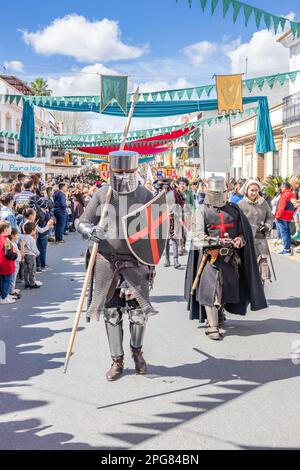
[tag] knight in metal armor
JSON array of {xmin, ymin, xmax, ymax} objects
[
  {"xmin": 185, "ymin": 176, "xmax": 267, "ymax": 340},
  {"xmin": 77, "ymin": 151, "xmax": 164, "ymax": 381}
]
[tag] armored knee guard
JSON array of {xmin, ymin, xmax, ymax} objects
[
  {"xmin": 128, "ymin": 309, "xmax": 148, "ymax": 349},
  {"xmin": 104, "ymin": 308, "xmax": 124, "ymax": 358}
]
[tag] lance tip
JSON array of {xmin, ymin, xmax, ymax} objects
[{"xmin": 63, "ymin": 359, "xmax": 69, "ymax": 374}]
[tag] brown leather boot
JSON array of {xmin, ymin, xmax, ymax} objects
[
  {"xmin": 205, "ymin": 326, "xmax": 223, "ymax": 340},
  {"xmin": 131, "ymin": 347, "xmax": 147, "ymax": 374},
  {"xmin": 106, "ymin": 357, "xmax": 124, "ymax": 381}
]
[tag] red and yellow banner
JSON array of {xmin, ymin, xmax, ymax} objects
[{"xmin": 100, "ymin": 162, "xmax": 110, "ymax": 181}]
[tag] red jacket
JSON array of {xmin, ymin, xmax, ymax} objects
[
  {"xmin": 275, "ymin": 189, "xmax": 295, "ymax": 222},
  {"xmin": 0, "ymin": 235, "xmax": 15, "ymax": 275}
]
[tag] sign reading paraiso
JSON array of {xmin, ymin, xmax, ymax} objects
[{"xmin": 0, "ymin": 160, "xmax": 45, "ymax": 174}]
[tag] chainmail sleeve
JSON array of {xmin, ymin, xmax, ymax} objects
[
  {"xmin": 192, "ymin": 204, "xmax": 207, "ymax": 248},
  {"xmin": 77, "ymin": 188, "xmax": 108, "ymax": 239},
  {"xmin": 78, "ymin": 189, "xmax": 106, "ymax": 227}
]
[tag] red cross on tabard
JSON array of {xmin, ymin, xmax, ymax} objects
[
  {"xmin": 128, "ymin": 205, "xmax": 168, "ymax": 264},
  {"xmin": 210, "ymin": 212, "xmax": 234, "ymax": 238}
]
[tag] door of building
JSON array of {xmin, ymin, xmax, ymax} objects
[{"xmin": 293, "ymin": 149, "xmax": 300, "ymax": 175}]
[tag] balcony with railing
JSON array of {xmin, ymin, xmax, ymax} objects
[{"xmin": 283, "ymin": 92, "xmax": 300, "ymax": 127}]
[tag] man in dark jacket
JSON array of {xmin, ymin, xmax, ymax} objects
[{"xmin": 54, "ymin": 183, "xmax": 67, "ymax": 243}]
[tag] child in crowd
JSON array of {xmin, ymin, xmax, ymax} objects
[
  {"xmin": 36, "ymin": 199, "xmax": 54, "ymax": 272},
  {"xmin": 45, "ymin": 187, "xmax": 55, "ymax": 242},
  {"xmin": 20, "ymin": 222, "xmax": 41, "ymax": 289},
  {"xmin": 20, "ymin": 208, "xmax": 36, "ymax": 234},
  {"xmin": 15, "ymin": 203, "xmax": 27, "ymax": 233},
  {"xmin": 9, "ymin": 228, "xmax": 22, "ymax": 298},
  {"xmin": 0, "ymin": 221, "xmax": 17, "ymax": 304}
]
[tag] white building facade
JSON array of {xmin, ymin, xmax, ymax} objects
[
  {"xmin": 0, "ymin": 75, "xmax": 57, "ymax": 177},
  {"xmin": 230, "ymin": 30, "xmax": 300, "ymax": 180},
  {"xmin": 0, "ymin": 75, "xmax": 83, "ymax": 178}
]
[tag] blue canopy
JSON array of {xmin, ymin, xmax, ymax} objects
[{"xmin": 18, "ymin": 95, "xmax": 276, "ymax": 158}]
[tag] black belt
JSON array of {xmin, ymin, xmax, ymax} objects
[{"xmin": 98, "ymin": 251, "xmax": 141, "ymax": 269}]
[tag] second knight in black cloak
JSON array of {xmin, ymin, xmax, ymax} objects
[{"xmin": 184, "ymin": 176, "xmax": 267, "ymax": 340}]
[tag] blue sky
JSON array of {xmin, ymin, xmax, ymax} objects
[
  {"xmin": 1, "ymin": 1, "xmax": 299, "ymax": 84},
  {"xmin": 1, "ymin": 0, "xmax": 299, "ymax": 131}
]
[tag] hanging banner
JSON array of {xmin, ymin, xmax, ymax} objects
[
  {"xmin": 100, "ymin": 75, "xmax": 128, "ymax": 115},
  {"xmin": 216, "ymin": 74, "xmax": 243, "ymax": 114},
  {"xmin": 100, "ymin": 162, "xmax": 110, "ymax": 181},
  {"xmin": 65, "ymin": 151, "xmax": 71, "ymax": 166},
  {"xmin": 185, "ymin": 169, "xmax": 192, "ymax": 179}
]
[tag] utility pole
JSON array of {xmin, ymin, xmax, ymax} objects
[
  {"xmin": 245, "ymin": 57, "xmax": 248, "ymax": 80},
  {"xmin": 201, "ymin": 126, "xmax": 206, "ymax": 178},
  {"xmin": 228, "ymin": 113, "xmax": 233, "ymax": 179}
]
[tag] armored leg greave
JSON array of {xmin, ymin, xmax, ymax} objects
[
  {"xmin": 205, "ymin": 306, "xmax": 219, "ymax": 327},
  {"xmin": 165, "ymin": 239, "xmax": 170, "ymax": 260},
  {"xmin": 104, "ymin": 308, "xmax": 124, "ymax": 358},
  {"xmin": 128, "ymin": 309, "xmax": 148, "ymax": 349},
  {"xmin": 172, "ymin": 239, "xmax": 179, "ymax": 259},
  {"xmin": 204, "ymin": 306, "xmax": 222, "ymax": 340}
]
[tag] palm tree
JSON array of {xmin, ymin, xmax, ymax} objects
[{"xmin": 30, "ymin": 78, "xmax": 52, "ymax": 96}]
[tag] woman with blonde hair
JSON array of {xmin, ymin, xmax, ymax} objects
[{"xmin": 238, "ymin": 179, "xmax": 274, "ymax": 283}]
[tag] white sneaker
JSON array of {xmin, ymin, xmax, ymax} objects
[
  {"xmin": 42, "ymin": 267, "xmax": 53, "ymax": 272},
  {"xmin": 0, "ymin": 296, "xmax": 16, "ymax": 304},
  {"xmin": 10, "ymin": 289, "xmax": 20, "ymax": 295},
  {"xmin": 34, "ymin": 280, "xmax": 43, "ymax": 286}
]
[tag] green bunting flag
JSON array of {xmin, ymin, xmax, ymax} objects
[
  {"xmin": 211, "ymin": 0, "xmax": 219, "ymax": 16},
  {"xmin": 272, "ymin": 15, "xmax": 281, "ymax": 35},
  {"xmin": 232, "ymin": 1, "xmax": 242, "ymax": 24},
  {"xmin": 243, "ymin": 4, "xmax": 253, "ymax": 27},
  {"xmin": 177, "ymin": 0, "xmax": 300, "ymax": 38},
  {"xmin": 100, "ymin": 75, "xmax": 128, "ymax": 115},
  {"xmin": 3, "ymin": 69, "xmax": 300, "ymax": 113},
  {"xmin": 200, "ymin": 0, "xmax": 208, "ymax": 12},
  {"xmin": 222, "ymin": 0, "xmax": 231, "ymax": 18},
  {"xmin": 253, "ymin": 7, "xmax": 263, "ymax": 28},
  {"xmin": 263, "ymin": 11, "xmax": 271, "ymax": 30}
]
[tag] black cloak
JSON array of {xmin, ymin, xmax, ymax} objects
[{"xmin": 184, "ymin": 202, "xmax": 268, "ymax": 322}]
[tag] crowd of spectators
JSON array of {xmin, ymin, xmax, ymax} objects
[
  {"xmin": 0, "ymin": 172, "xmax": 100, "ymax": 304},
  {"xmin": 1, "ymin": 170, "xmax": 300, "ymax": 304}
]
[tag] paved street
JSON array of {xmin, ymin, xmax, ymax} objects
[{"xmin": 0, "ymin": 233, "xmax": 300, "ymax": 450}]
